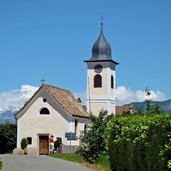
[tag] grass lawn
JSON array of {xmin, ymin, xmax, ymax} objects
[
  {"xmin": 0, "ymin": 161, "xmax": 2, "ymax": 170},
  {"xmin": 49, "ymin": 153, "xmax": 111, "ymax": 171}
]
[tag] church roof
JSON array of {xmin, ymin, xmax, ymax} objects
[
  {"xmin": 15, "ymin": 84, "xmax": 90, "ymax": 119},
  {"xmin": 43, "ymin": 84, "xmax": 90, "ymax": 118},
  {"xmin": 84, "ymin": 24, "xmax": 119, "ymax": 65}
]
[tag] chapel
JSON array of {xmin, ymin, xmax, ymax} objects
[{"xmin": 14, "ymin": 23, "xmax": 118, "ymax": 155}]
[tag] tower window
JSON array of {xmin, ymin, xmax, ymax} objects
[
  {"xmin": 94, "ymin": 74, "xmax": 102, "ymax": 88},
  {"xmin": 111, "ymin": 75, "xmax": 114, "ymax": 89},
  {"xmin": 40, "ymin": 108, "xmax": 50, "ymax": 115}
]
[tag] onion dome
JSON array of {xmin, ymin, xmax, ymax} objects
[
  {"xmin": 91, "ymin": 24, "xmax": 112, "ymax": 60},
  {"xmin": 84, "ymin": 23, "xmax": 118, "ymax": 65}
]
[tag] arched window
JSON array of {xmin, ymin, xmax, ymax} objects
[
  {"xmin": 40, "ymin": 108, "xmax": 50, "ymax": 115},
  {"xmin": 111, "ymin": 75, "xmax": 114, "ymax": 89},
  {"xmin": 94, "ymin": 74, "xmax": 102, "ymax": 88},
  {"xmin": 84, "ymin": 124, "xmax": 87, "ymax": 136}
]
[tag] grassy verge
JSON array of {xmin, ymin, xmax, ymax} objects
[
  {"xmin": 49, "ymin": 153, "xmax": 84, "ymax": 163},
  {"xmin": 0, "ymin": 161, "xmax": 2, "ymax": 170},
  {"xmin": 95, "ymin": 154, "xmax": 110, "ymax": 170},
  {"xmin": 49, "ymin": 153, "xmax": 110, "ymax": 171}
]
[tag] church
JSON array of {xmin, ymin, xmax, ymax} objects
[{"xmin": 14, "ymin": 23, "xmax": 118, "ymax": 155}]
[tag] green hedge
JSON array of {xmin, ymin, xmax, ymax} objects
[
  {"xmin": 106, "ymin": 114, "xmax": 171, "ymax": 171},
  {"xmin": 0, "ymin": 161, "xmax": 2, "ymax": 170}
]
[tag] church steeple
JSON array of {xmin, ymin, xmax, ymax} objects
[{"xmin": 84, "ymin": 23, "xmax": 119, "ymax": 116}]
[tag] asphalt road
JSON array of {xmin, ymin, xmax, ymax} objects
[{"xmin": 0, "ymin": 154, "xmax": 94, "ymax": 171}]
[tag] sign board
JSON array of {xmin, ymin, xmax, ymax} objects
[{"xmin": 65, "ymin": 132, "xmax": 77, "ymax": 140}]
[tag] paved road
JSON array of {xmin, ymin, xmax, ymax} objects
[{"xmin": 0, "ymin": 155, "xmax": 94, "ymax": 171}]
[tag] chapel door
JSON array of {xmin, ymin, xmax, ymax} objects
[{"xmin": 39, "ymin": 136, "xmax": 49, "ymax": 155}]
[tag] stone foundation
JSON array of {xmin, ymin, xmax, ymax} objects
[
  {"xmin": 13, "ymin": 145, "xmax": 80, "ymax": 155},
  {"xmin": 61, "ymin": 145, "xmax": 80, "ymax": 154},
  {"xmin": 13, "ymin": 148, "xmax": 38, "ymax": 155}
]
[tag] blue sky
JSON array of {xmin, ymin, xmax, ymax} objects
[{"xmin": 0, "ymin": 0, "xmax": 171, "ymax": 107}]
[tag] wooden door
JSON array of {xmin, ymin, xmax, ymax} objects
[{"xmin": 39, "ymin": 136, "xmax": 49, "ymax": 155}]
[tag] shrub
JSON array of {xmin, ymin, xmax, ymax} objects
[
  {"xmin": 20, "ymin": 138, "xmax": 28, "ymax": 151},
  {"xmin": 54, "ymin": 139, "xmax": 60, "ymax": 149},
  {"xmin": 106, "ymin": 114, "xmax": 171, "ymax": 171}
]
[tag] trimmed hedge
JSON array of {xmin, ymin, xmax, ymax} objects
[
  {"xmin": 106, "ymin": 114, "xmax": 171, "ymax": 171},
  {"xmin": 0, "ymin": 161, "xmax": 2, "ymax": 170}
]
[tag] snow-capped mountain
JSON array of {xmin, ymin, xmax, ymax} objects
[{"xmin": 0, "ymin": 106, "xmax": 19, "ymax": 124}]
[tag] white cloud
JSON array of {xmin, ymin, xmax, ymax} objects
[
  {"xmin": 0, "ymin": 85, "xmax": 166, "ymax": 110},
  {"xmin": 74, "ymin": 86, "xmax": 167, "ymax": 106},
  {"xmin": 116, "ymin": 86, "xmax": 166, "ymax": 105},
  {"xmin": 0, "ymin": 85, "xmax": 39, "ymax": 109}
]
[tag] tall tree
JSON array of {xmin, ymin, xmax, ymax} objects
[
  {"xmin": 81, "ymin": 110, "xmax": 113, "ymax": 163},
  {"xmin": 0, "ymin": 121, "xmax": 17, "ymax": 154}
]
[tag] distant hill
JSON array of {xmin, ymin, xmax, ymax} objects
[{"xmin": 125, "ymin": 99, "xmax": 171, "ymax": 113}]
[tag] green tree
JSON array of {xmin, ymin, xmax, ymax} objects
[
  {"xmin": 145, "ymin": 88, "xmax": 152, "ymax": 114},
  {"xmin": 151, "ymin": 102, "xmax": 163, "ymax": 114},
  {"xmin": 81, "ymin": 110, "xmax": 113, "ymax": 163},
  {"xmin": 0, "ymin": 121, "xmax": 17, "ymax": 154}
]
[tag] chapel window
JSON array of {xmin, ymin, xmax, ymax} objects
[
  {"xmin": 27, "ymin": 137, "xmax": 32, "ymax": 145},
  {"xmin": 84, "ymin": 124, "xmax": 87, "ymax": 136},
  {"xmin": 43, "ymin": 98, "xmax": 47, "ymax": 103},
  {"xmin": 40, "ymin": 108, "xmax": 50, "ymax": 115},
  {"xmin": 94, "ymin": 74, "xmax": 102, "ymax": 88},
  {"xmin": 75, "ymin": 119, "xmax": 78, "ymax": 135}
]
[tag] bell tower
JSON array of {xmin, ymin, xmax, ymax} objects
[{"xmin": 84, "ymin": 23, "xmax": 119, "ymax": 116}]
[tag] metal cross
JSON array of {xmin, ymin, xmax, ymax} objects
[
  {"xmin": 100, "ymin": 16, "xmax": 104, "ymax": 26},
  {"xmin": 41, "ymin": 78, "xmax": 45, "ymax": 85}
]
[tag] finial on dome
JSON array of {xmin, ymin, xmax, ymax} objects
[{"xmin": 100, "ymin": 16, "xmax": 104, "ymax": 31}]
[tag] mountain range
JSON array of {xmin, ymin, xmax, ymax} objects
[
  {"xmin": 0, "ymin": 99, "xmax": 171, "ymax": 124},
  {"xmin": 125, "ymin": 99, "xmax": 171, "ymax": 113},
  {"xmin": 0, "ymin": 106, "xmax": 18, "ymax": 124}
]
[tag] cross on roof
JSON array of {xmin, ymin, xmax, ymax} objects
[
  {"xmin": 100, "ymin": 16, "xmax": 104, "ymax": 27},
  {"xmin": 41, "ymin": 78, "xmax": 45, "ymax": 85}
]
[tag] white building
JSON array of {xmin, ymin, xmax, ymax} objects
[
  {"xmin": 14, "ymin": 23, "xmax": 118, "ymax": 155},
  {"xmin": 15, "ymin": 84, "xmax": 89, "ymax": 155}
]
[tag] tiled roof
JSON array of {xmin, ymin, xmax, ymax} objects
[
  {"xmin": 116, "ymin": 105, "xmax": 134, "ymax": 116},
  {"xmin": 16, "ymin": 84, "xmax": 90, "ymax": 119},
  {"xmin": 43, "ymin": 84, "xmax": 90, "ymax": 118}
]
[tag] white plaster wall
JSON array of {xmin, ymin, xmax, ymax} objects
[{"xmin": 17, "ymin": 89, "xmax": 89, "ymax": 150}]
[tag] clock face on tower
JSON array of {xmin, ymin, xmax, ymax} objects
[{"xmin": 94, "ymin": 64, "xmax": 103, "ymax": 73}]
